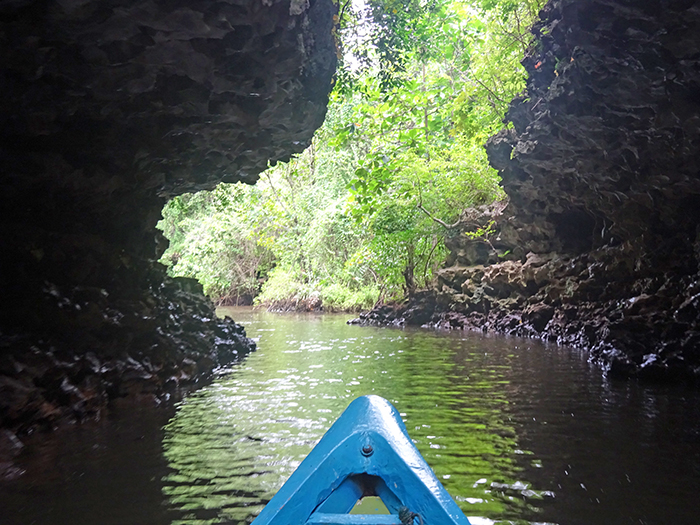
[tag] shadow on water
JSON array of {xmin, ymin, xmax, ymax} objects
[
  {"xmin": 2, "ymin": 308, "xmax": 699, "ymax": 525},
  {"xmin": 0, "ymin": 402, "xmax": 176, "ymax": 525}
]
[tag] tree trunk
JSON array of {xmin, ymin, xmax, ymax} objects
[{"xmin": 403, "ymin": 244, "xmax": 417, "ymax": 296}]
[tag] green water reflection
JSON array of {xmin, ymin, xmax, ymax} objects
[{"xmin": 162, "ymin": 310, "xmax": 549, "ymax": 524}]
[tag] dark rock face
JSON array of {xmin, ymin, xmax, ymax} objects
[
  {"xmin": 354, "ymin": 0, "xmax": 700, "ymax": 382},
  {"xmin": 0, "ymin": 0, "xmax": 337, "ymax": 437}
]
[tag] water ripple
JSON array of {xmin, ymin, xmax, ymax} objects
[{"xmin": 162, "ymin": 312, "xmax": 550, "ymax": 524}]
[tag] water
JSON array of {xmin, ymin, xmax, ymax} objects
[{"xmin": 2, "ymin": 308, "xmax": 699, "ymax": 524}]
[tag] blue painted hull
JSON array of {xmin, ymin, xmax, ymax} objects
[{"xmin": 253, "ymin": 395, "xmax": 472, "ymax": 525}]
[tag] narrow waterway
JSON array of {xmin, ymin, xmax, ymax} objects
[{"xmin": 2, "ymin": 308, "xmax": 699, "ymax": 524}]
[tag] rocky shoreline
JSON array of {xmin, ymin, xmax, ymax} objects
[{"xmin": 0, "ymin": 270, "xmax": 255, "ymax": 480}]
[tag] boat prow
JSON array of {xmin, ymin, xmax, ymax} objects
[{"xmin": 252, "ymin": 395, "xmax": 471, "ymax": 525}]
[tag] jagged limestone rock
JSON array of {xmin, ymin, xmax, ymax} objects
[{"xmin": 0, "ymin": 0, "xmax": 337, "ymax": 435}]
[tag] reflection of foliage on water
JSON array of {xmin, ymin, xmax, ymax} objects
[
  {"xmin": 162, "ymin": 312, "xmax": 546, "ymax": 524},
  {"xmin": 385, "ymin": 334, "xmax": 543, "ymax": 520}
]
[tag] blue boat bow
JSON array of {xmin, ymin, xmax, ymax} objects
[{"xmin": 252, "ymin": 395, "xmax": 471, "ymax": 525}]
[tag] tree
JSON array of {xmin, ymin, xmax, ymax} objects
[{"xmin": 335, "ymin": 0, "xmax": 545, "ymax": 299}]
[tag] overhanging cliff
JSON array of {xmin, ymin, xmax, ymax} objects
[{"xmin": 0, "ymin": 0, "xmax": 337, "ymax": 438}]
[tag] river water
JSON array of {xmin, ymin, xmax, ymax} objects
[{"xmin": 2, "ymin": 308, "xmax": 699, "ymax": 525}]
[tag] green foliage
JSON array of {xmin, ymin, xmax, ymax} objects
[
  {"xmin": 464, "ymin": 219, "xmax": 497, "ymax": 240},
  {"xmin": 158, "ymin": 184, "xmax": 274, "ymax": 305},
  {"xmin": 335, "ymin": 0, "xmax": 542, "ymax": 295},
  {"xmin": 255, "ymin": 267, "xmax": 305, "ymax": 304},
  {"xmin": 321, "ymin": 283, "xmax": 378, "ymax": 312},
  {"xmin": 158, "ymin": 0, "xmax": 543, "ymax": 310}
]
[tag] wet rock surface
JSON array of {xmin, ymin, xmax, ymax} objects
[
  {"xmin": 352, "ymin": 0, "xmax": 700, "ymax": 383},
  {"xmin": 0, "ymin": 0, "xmax": 337, "ymax": 442}
]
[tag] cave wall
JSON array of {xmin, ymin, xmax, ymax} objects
[
  {"xmin": 445, "ymin": 0, "xmax": 700, "ymax": 380},
  {"xmin": 0, "ymin": 0, "xmax": 337, "ymax": 438},
  {"xmin": 360, "ymin": 0, "xmax": 700, "ymax": 382}
]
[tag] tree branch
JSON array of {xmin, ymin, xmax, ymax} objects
[
  {"xmin": 338, "ymin": 0, "xmax": 352, "ymax": 24},
  {"xmin": 415, "ymin": 180, "xmax": 460, "ymax": 229},
  {"xmin": 470, "ymin": 76, "xmax": 506, "ymax": 105},
  {"xmin": 422, "ymin": 235, "xmax": 441, "ymax": 286},
  {"xmin": 264, "ymin": 172, "xmax": 291, "ymax": 217},
  {"xmin": 417, "ymin": 202, "xmax": 461, "ymax": 229}
]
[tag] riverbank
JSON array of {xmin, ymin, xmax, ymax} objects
[
  {"xmin": 0, "ymin": 276, "xmax": 255, "ymax": 480},
  {"xmin": 349, "ymin": 253, "xmax": 700, "ymax": 385},
  {"xmin": 254, "ymin": 284, "xmax": 379, "ymax": 314},
  {"xmin": 347, "ymin": 0, "xmax": 700, "ymax": 384}
]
